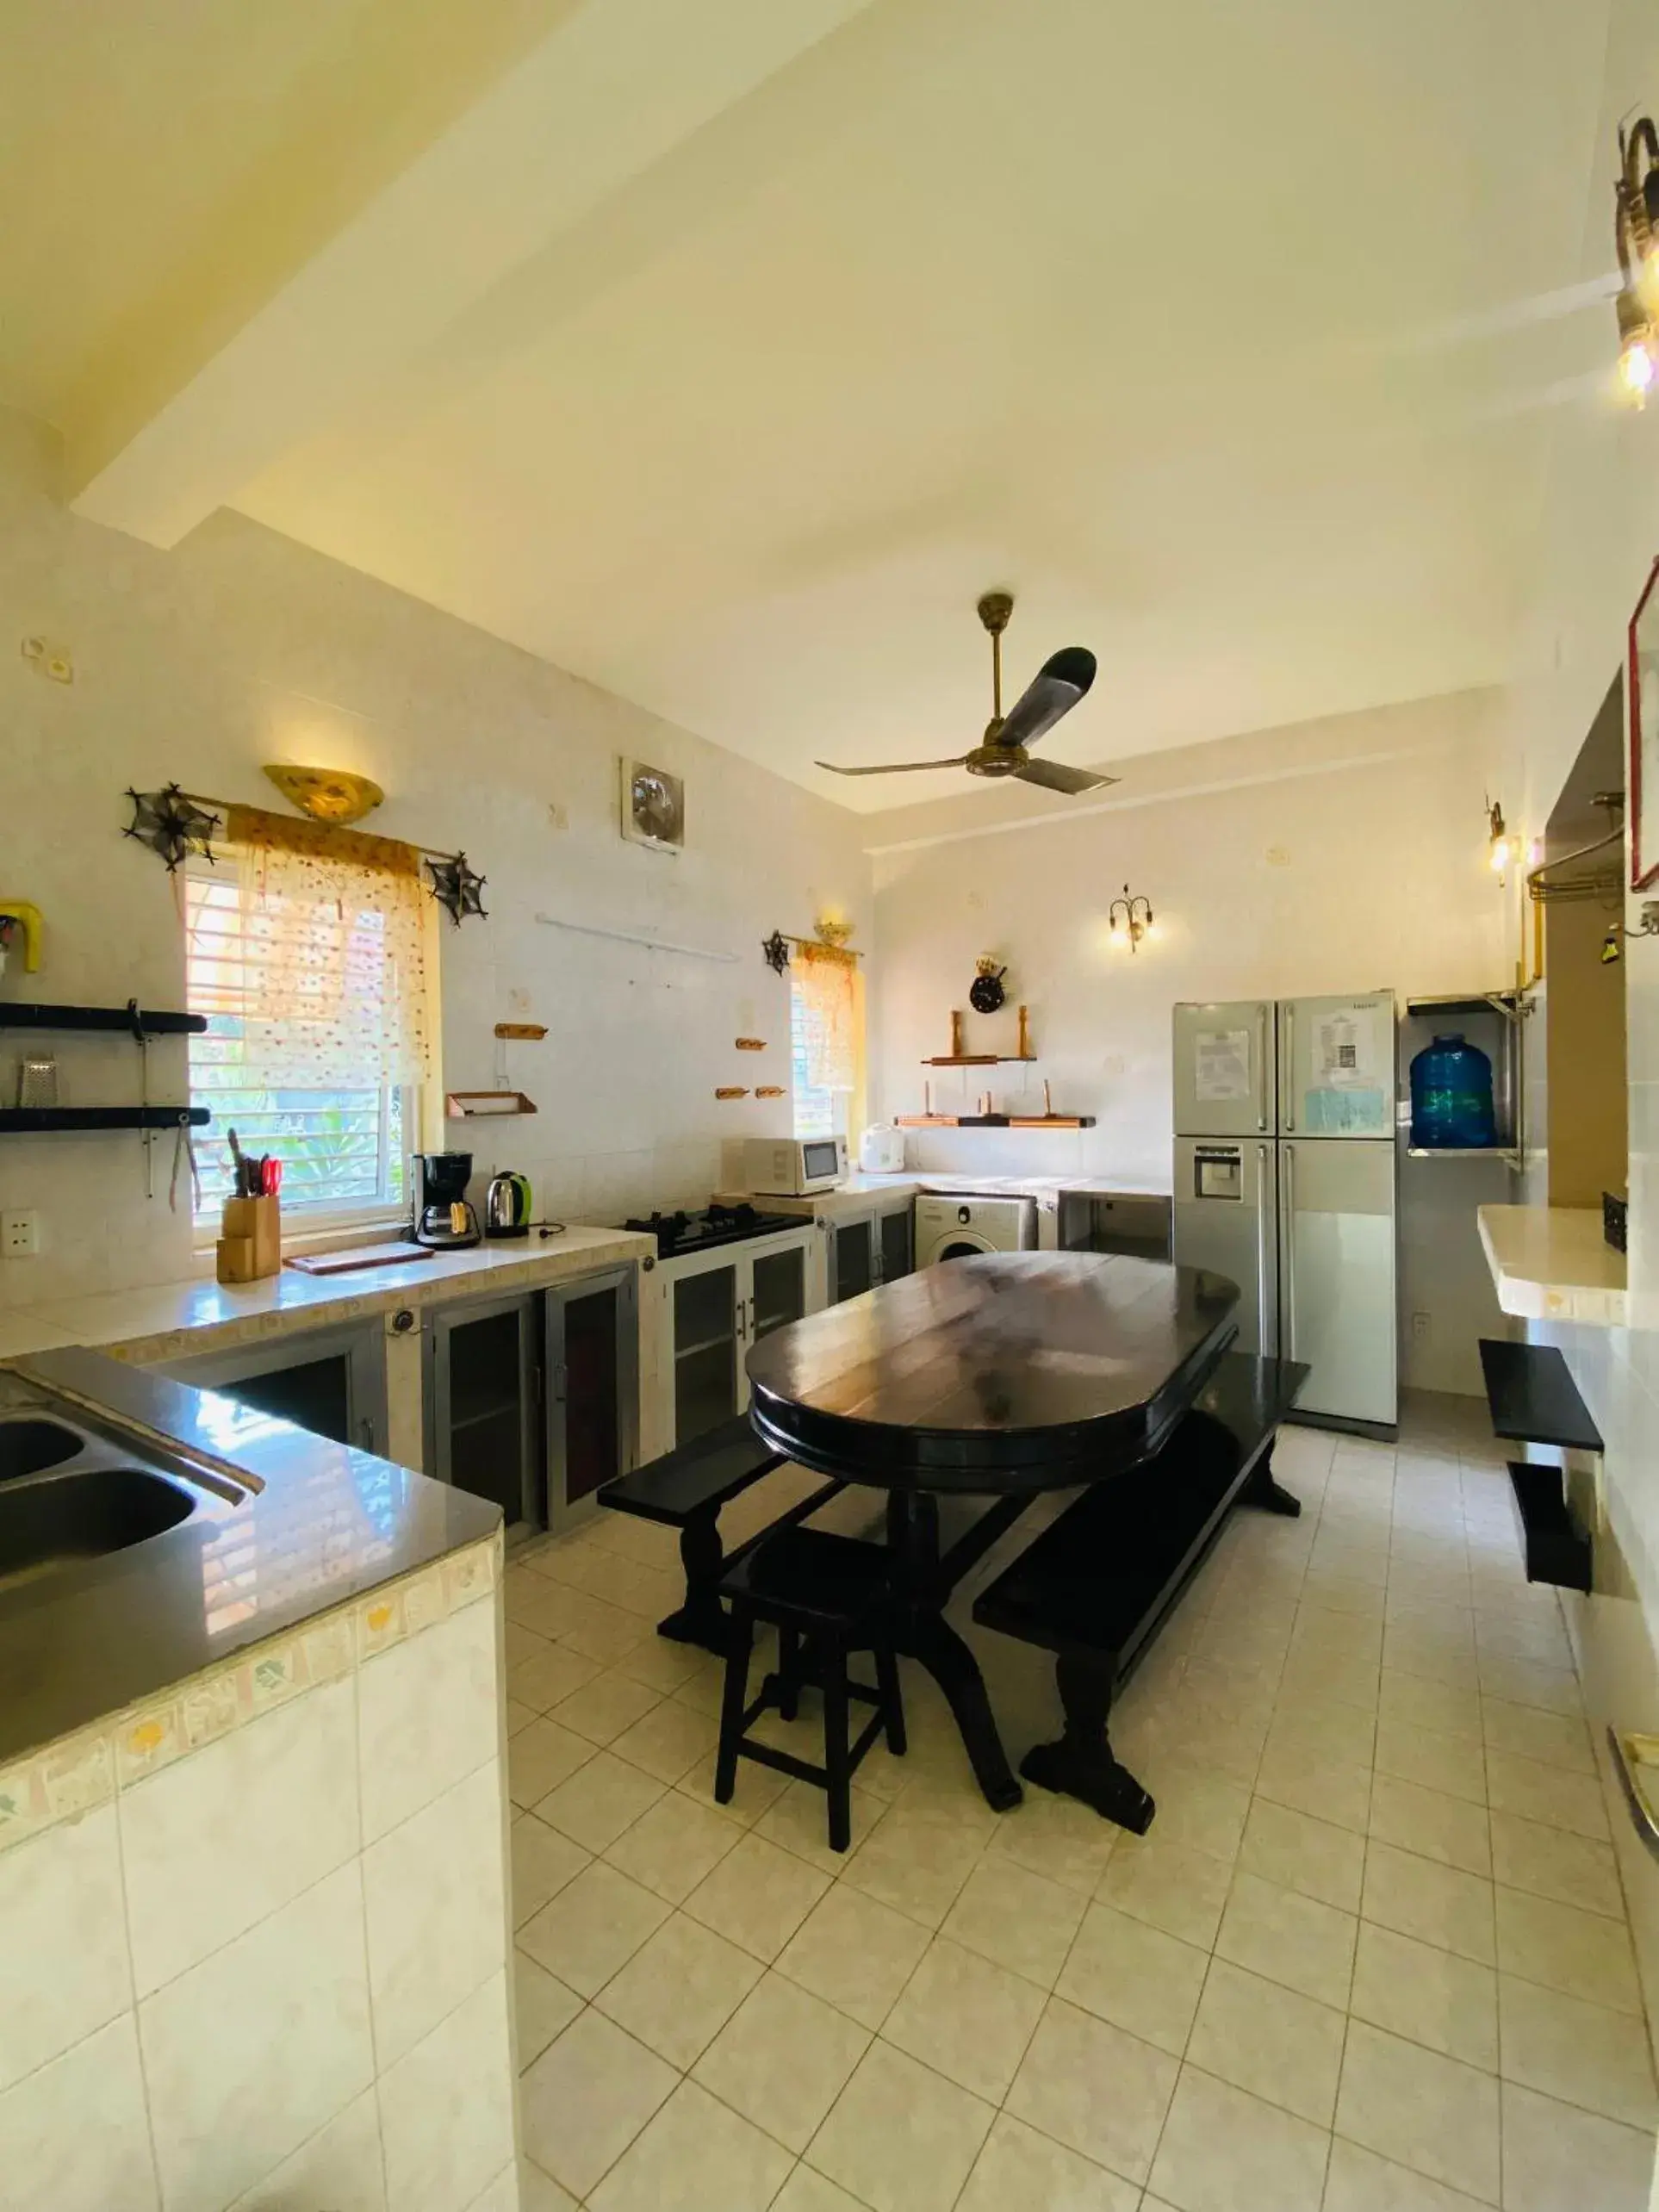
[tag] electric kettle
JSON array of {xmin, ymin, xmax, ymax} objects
[{"xmin": 484, "ymin": 1170, "xmax": 532, "ymax": 1240}]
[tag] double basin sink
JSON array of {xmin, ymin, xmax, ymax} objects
[{"xmin": 0, "ymin": 1413, "xmax": 236, "ymax": 1594}]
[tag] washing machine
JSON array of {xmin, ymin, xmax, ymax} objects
[{"xmin": 916, "ymin": 1193, "xmax": 1039, "ymax": 1264}]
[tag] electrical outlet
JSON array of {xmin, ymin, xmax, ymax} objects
[
  {"xmin": 3, "ymin": 1210, "xmax": 40, "ymax": 1257},
  {"xmin": 1411, "ymin": 1310, "xmax": 1432, "ymax": 1341}
]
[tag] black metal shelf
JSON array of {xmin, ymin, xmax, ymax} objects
[
  {"xmin": 0, "ymin": 1107, "xmax": 210, "ymax": 1134},
  {"xmin": 1403, "ymin": 992, "xmax": 1520, "ymax": 1020},
  {"xmin": 0, "ymin": 1000, "xmax": 205, "ymax": 1038}
]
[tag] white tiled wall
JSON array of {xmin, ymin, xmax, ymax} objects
[{"xmin": 0, "ymin": 1593, "xmax": 518, "ymax": 2212}]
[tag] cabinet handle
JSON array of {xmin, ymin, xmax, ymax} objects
[
  {"xmin": 1283, "ymin": 1143, "xmax": 1296, "ymax": 1358},
  {"xmin": 1283, "ymin": 1005, "xmax": 1296, "ymax": 1131},
  {"xmin": 1257, "ymin": 1144, "xmax": 1271, "ymax": 1351},
  {"xmin": 1257, "ymin": 1003, "xmax": 1270, "ymax": 1132}
]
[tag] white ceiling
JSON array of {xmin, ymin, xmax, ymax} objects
[{"xmin": 3, "ymin": 0, "xmax": 1614, "ymax": 810}]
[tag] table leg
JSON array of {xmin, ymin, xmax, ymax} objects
[
  {"xmin": 656, "ymin": 1512, "xmax": 736, "ymax": 1656},
  {"xmin": 886, "ymin": 1492, "xmax": 1023, "ymax": 1812},
  {"xmin": 1241, "ymin": 1445, "xmax": 1302, "ymax": 1519},
  {"xmin": 1021, "ymin": 1652, "xmax": 1155, "ymax": 1835}
]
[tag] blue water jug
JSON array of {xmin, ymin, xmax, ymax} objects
[{"xmin": 1409, "ymin": 1032, "xmax": 1496, "ymax": 1150}]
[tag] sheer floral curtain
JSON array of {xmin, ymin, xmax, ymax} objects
[
  {"xmin": 212, "ymin": 806, "xmax": 435, "ymax": 1087},
  {"xmin": 794, "ymin": 941, "xmax": 860, "ymax": 1094}
]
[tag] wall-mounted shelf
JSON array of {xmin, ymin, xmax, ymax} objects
[
  {"xmin": 921, "ymin": 1055, "xmax": 1038, "ymax": 1067},
  {"xmin": 0, "ymin": 1107, "xmax": 209, "ymax": 1134},
  {"xmin": 897, "ymin": 1114, "xmax": 1096, "ymax": 1129},
  {"xmin": 1404, "ymin": 991, "xmax": 1521, "ymax": 1020},
  {"xmin": 0, "ymin": 1000, "xmax": 206, "ymax": 1037},
  {"xmin": 1407, "ymin": 1146, "xmax": 1520, "ymax": 1164},
  {"xmin": 1401, "ymin": 991, "xmax": 1527, "ymax": 1165}
]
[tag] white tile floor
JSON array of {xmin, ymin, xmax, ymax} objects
[{"xmin": 500, "ymin": 1395, "xmax": 1658, "ymax": 2210}]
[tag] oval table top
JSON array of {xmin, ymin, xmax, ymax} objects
[{"xmin": 746, "ymin": 1251, "xmax": 1240, "ymax": 1494}]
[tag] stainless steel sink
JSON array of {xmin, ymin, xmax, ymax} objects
[
  {"xmin": 0, "ymin": 1419, "xmax": 84, "ymax": 1483},
  {"xmin": 0, "ymin": 1411, "xmax": 233, "ymax": 1594}
]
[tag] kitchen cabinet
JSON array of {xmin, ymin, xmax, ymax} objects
[
  {"xmin": 652, "ymin": 1225, "xmax": 816, "ymax": 1451},
  {"xmin": 823, "ymin": 1195, "xmax": 915, "ymax": 1303},
  {"xmin": 425, "ymin": 1268, "xmax": 639, "ymax": 1535},
  {"xmin": 157, "ymin": 1320, "xmax": 388, "ymax": 1455}
]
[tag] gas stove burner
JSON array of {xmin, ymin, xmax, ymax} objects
[{"xmin": 623, "ymin": 1200, "xmax": 800, "ymax": 1258}]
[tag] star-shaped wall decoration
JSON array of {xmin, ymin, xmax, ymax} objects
[
  {"xmin": 761, "ymin": 929, "xmax": 791, "ymax": 974},
  {"xmin": 427, "ymin": 851, "xmax": 488, "ymax": 924},
  {"xmin": 124, "ymin": 786, "xmax": 221, "ymax": 872}
]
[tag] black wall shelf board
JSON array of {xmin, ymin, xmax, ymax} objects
[
  {"xmin": 1478, "ymin": 1338, "xmax": 1604, "ymax": 1454},
  {"xmin": 1507, "ymin": 1461, "xmax": 1594, "ymax": 1593},
  {"xmin": 0, "ymin": 1002, "xmax": 205, "ymax": 1038},
  {"xmin": 1404, "ymin": 993, "xmax": 1520, "ymax": 1019},
  {"xmin": 0, "ymin": 1108, "xmax": 210, "ymax": 1134}
]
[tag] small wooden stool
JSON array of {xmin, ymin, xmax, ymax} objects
[{"xmin": 712, "ymin": 1526, "xmax": 906, "ymax": 1851}]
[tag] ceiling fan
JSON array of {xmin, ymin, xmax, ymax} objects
[{"xmin": 816, "ymin": 593, "xmax": 1116, "ymax": 797}]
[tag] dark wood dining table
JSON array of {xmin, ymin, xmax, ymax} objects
[{"xmin": 745, "ymin": 1251, "xmax": 1240, "ymax": 1811}]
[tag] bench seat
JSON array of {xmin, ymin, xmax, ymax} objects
[{"xmin": 972, "ymin": 1351, "xmax": 1309, "ymax": 1831}]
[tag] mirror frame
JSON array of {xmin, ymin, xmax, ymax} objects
[{"xmin": 1631, "ymin": 555, "xmax": 1659, "ymax": 889}]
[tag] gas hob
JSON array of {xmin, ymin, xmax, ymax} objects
[{"xmin": 621, "ymin": 1201, "xmax": 802, "ymax": 1260}]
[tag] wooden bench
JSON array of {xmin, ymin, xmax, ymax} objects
[
  {"xmin": 1477, "ymin": 1338, "xmax": 1599, "ymax": 1594},
  {"xmin": 598, "ymin": 1414, "xmax": 842, "ymax": 1654},
  {"xmin": 973, "ymin": 1351, "xmax": 1309, "ymax": 1832}
]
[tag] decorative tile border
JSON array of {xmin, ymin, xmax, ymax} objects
[{"xmin": 0, "ymin": 1528, "xmax": 501, "ymax": 1857}]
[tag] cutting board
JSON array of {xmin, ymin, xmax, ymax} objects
[{"xmin": 286, "ymin": 1242, "xmax": 434, "ymax": 1277}]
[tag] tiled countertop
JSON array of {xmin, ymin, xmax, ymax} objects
[
  {"xmin": 0, "ymin": 1222, "xmax": 655, "ymax": 1365},
  {"xmin": 0, "ymin": 1346, "xmax": 501, "ymax": 1769},
  {"xmin": 1476, "ymin": 1203, "xmax": 1628, "ymax": 1327}
]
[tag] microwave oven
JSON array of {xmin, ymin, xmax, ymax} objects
[{"xmin": 743, "ymin": 1135, "xmax": 848, "ymax": 1196}]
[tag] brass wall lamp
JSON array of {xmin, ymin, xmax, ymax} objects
[
  {"xmin": 1615, "ymin": 114, "xmax": 1659, "ymax": 404},
  {"xmin": 1108, "ymin": 885, "xmax": 1156, "ymax": 953}
]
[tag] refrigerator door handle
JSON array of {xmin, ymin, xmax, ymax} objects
[
  {"xmin": 1257, "ymin": 1004, "xmax": 1270, "ymax": 1132},
  {"xmin": 1257, "ymin": 1143, "xmax": 1271, "ymax": 1350},
  {"xmin": 1282, "ymin": 1142, "xmax": 1296, "ymax": 1358},
  {"xmin": 1283, "ymin": 1005, "xmax": 1296, "ymax": 1130}
]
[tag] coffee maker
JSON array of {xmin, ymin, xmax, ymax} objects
[{"xmin": 413, "ymin": 1152, "xmax": 482, "ymax": 1250}]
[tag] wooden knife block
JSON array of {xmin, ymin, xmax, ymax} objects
[{"xmin": 218, "ymin": 1195, "xmax": 281, "ymax": 1283}]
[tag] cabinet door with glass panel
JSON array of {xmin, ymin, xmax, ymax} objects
[
  {"xmin": 544, "ymin": 1266, "xmax": 638, "ymax": 1535},
  {"xmin": 424, "ymin": 1292, "xmax": 540, "ymax": 1532},
  {"xmin": 825, "ymin": 1199, "xmax": 913, "ymax": 1303},
  {"xmin": 656, "ymin": 1227, "xmax": 817, "ymax": 1451}
]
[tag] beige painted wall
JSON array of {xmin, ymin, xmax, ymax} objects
[
  {"xmin": 1544, "ymin": 898, "xmax": 1628, "ymax": 1208},
  {"xmin": 0, "ymin": 407, "xmax": 870, "ymax": 1308},
  {"xmin": 869, "ymin": 690, "xmax": 1510, "ymax": 1393},
  {"xmin": 1497, "ymin": 0, "xmax": 1659, "ymax": 2092}
]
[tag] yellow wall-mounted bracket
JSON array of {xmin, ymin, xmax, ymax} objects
[{"xmin": 0, "ymin": 902, "xmax": 43, "ymax": 972}]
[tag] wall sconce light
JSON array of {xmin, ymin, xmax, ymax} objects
[
  {"xmin": 1487, "ymin": 798, "xmax": 1515, "ymax": 883},
  {"xmin": 1108, "ymin": 885, "xmax": 1156, "ymax": 953},
  {"xmin": 1614, "ymin": 115, "xmax": 1659, "ymax": 405}
]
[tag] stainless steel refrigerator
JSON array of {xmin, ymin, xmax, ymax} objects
[{"xmin": 1172, "ymin": 993, "xmax": 1397, "ymax": 1432}]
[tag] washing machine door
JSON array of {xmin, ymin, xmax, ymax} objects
[{"xmin": 918, "ymin": 1200, "xmax": 997, "ymax": 1266}]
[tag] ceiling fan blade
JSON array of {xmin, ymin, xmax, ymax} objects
[
  {"xmin": 815, "ymin": 756, "xmax": 971, "ymax": 776},
  {"xmin": 993, "ymin": 647, "xmax": 1097, "ymax": 751},
  {"xmin": 1011, "ymin": 757, "xmax": 1119, "ymax": 797}
]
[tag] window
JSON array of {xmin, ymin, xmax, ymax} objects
[
  {"xmin": 790, "ymin": 978, "xmax": 838, "ymax": 1139},
  {"xmin": 186, "ymin": 829, "xmax": 434, "ymax": 1224},
  {"xmin": 789, "ymin": 947, "xmax": 861, "ymax": 1139}
]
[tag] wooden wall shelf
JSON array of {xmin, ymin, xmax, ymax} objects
[
  {"xmin": 921, "ymin": 1055, "xmax": 1038, "ymax": 1067},
  {"xmin": 896, "ymin": 1113, "xmax": 1096, "ymax": 1129}
]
